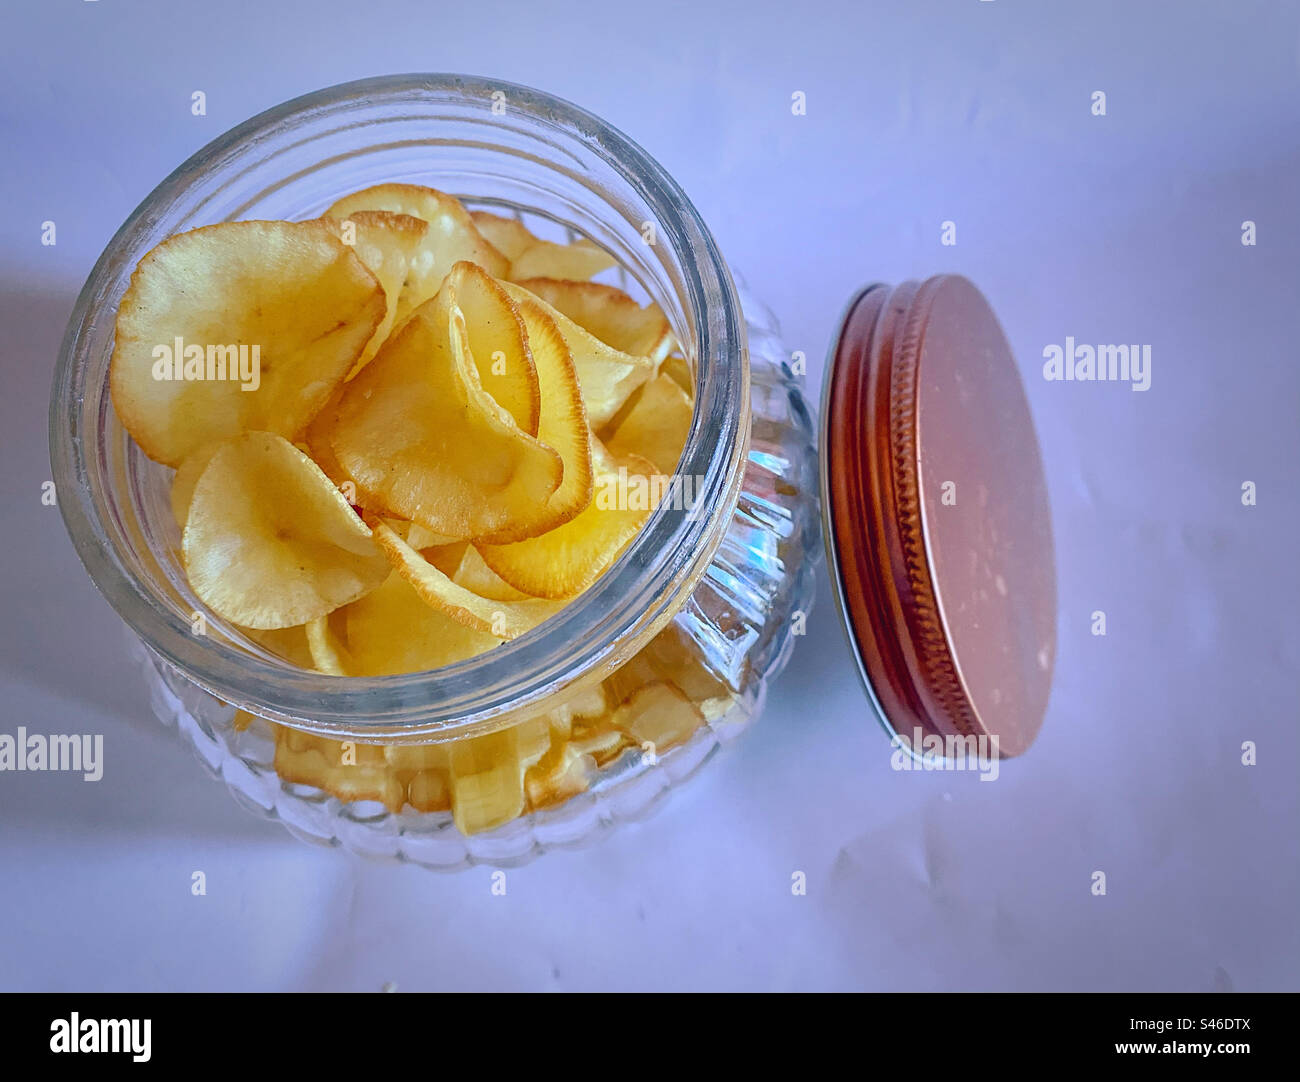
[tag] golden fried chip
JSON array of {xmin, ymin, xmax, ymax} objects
[
  {"xmin": 305, "ymin": 611, "xmax": 350, "ymax": 676},
  {"xmin": 169, "ymin": 442, "xmax": 221, "ymax": 530},
  {"xmin": 301, "ymin": 387, "xmax": 354, "ymax": 493},
  {"xmin": 499, "ymin": 281, "xmax": 652, "ymax": 427},
  {"xmin": 525, "ymin": 743, "xmax": 595, "ymax": 809},
  {"xmin": 372, "ymin": 522, "xmax": 562, "ymax": 639},
  {"xmin": 470, "ymin": 211, "xmax": 617, "ymax": 282},
  {"xmin": 613, "ymin": 681, "xmax": 705, "ymax": 752},
  {"xmin": 110, "ymin": 220, "xmax": 385, "ymax": 467},
  {"xmin": 540, "ymin": 682, "xmax": 609, "ymax": 742},
  {"xmin": 182, "ymin": 432, "xmax": 389, "ymax": 629},
  {"xmin": 325, "ymin": 184, "xmax": 508, "ymax": 320},
  {"xmin": 344, "ymin": 571, "xmax": 501, "ymax": 676},
  {"xmin": 603, "ymin": 372, "xmax": 694, "ymax": 475},
  {"xmin": 446, "ymin": 261, "xmax": 540, "ymax": 436},
  {"xmin": 273, "ymin": 725, "xmax": 404, "ymax": 810},
  {"xmin": 383, "ymin": 521, "xmax": 462, "ymax": 553},
  {"xmin": 659, "ymin": 352, "xmax": 693, "ymax": 397},
  {"xmin": 509, "ymin": 238, "xmax": 616, "ymax": 282},
  {"xmin": 515, "ymin": 278, "xmax": 673, "ymax": 364},
  {"xmin": 447, "ymin": 730, "xmax": 526, "ymax": 834},
  {"xmin": 406, "ymin": 768, "xmax": 452, "ymax": 813},
  {"xmin": 476, "ymin": 444, "xmax": 659, "ymax": 600},
  {"xmin": 420, "ymin": 540, "xmax": 469, "ymax": 577},
  {"xmin": 469, "ymin": 211, "xmax": 536, "ymax": 262},
  {"xmin": 451, "ymin": 544, "xmax": 529, "ymax": 601},
  {"xmin": 326, "ymin": 283, "xmax": 563, "ymax": 541},
  {"xmin": 640, "ymin": 622, "xmax": 735, "ymax": 705},
  {"xmin": 245, "ymin": 624, "xmax": 315, "ymax": 669},
  {"xmin": 477, "ymin": 287, "xmax": 594, "ymax": 541},
  {"xmin": 448, "ymin": 720, "xmax": 553, "ymax": 834},
  {"xmin": 322, "ymin": 210, "xmax": 428, "ymax": 378}
]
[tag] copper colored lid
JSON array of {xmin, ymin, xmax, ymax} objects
[{"xmin": 820, "ymin": 276, "xmax": 1056, "ymax": 757}]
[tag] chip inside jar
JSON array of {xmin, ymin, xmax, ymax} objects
[{"xmin": 111, "ymin": 184, "xmax": 733, "ymax": 832}]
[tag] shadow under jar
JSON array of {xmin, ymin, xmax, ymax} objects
[{"xmin": 50, "ymin": 74, "xmax": 821, "ymax": 868}]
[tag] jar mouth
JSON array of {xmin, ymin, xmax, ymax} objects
[{"xmin": 50, "ymin": 74, "xmax": 749, "ymax": 741}]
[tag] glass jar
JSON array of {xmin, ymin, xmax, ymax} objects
[{"xmin": 50, "ymin": 74, "xmax": 821, "ymax": 868}]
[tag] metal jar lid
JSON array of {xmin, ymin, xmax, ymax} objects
[{"xmin": 819, "ymin": 275, "xmax": 1056, "ymax": 758}]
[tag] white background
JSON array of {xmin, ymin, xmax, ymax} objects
[{"xmin": 0, "ymin": 0, "xmax": 1296, "ymax": 991}]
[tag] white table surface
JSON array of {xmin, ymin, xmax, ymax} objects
[{"xmin": 0, "ymin": 0, "xmax": 1296, "ymax": 991}]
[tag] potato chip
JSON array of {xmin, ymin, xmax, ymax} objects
[
  {"xmin": 525, "ymin": 743, "xmax": 594, "ymax": 809},
  {"xmin": 110, "ymin": 220, "xmax": 385, "ymax": 467},
  {"xmin": 640, "ymin": 621, "xmax": 735, "ymax": 705},
  {"xmin": 305, "ymin": 611, "xmax": 350, "ymax": 676},
  {"xmin": 451, "ymin": 544, "xmax": 529, "ymax": 601},
  {"xmin": 509, "ymin": 237, "xmax": 616, "ymax": 282},
  {"xmin": 470, "ymin": 211, "xmax": 618, "ymax": 282},
  {"xmin": 613, "ymin": 681, "xmax": 705, "ymax": 752},
  {"xmin": 325, "ymin": 184, "xmax": 508, "ymax": 320},
  {"xmin": 445, "ymin": 261, "xmax": 540, "ymax": 436},
  {"xmin": 344, "ymin": 570, "xmax": 502, "ymax": 676},
  {"xmin": 603, "ymin": 372, "xmax": 694, "ymax": 475},
  {"xmin": 326, "ymin": 281, "xmax": 563, "ymax": 541},
  {"xmin": 301, "ymin": 388, "xmax": 353, "ymax": 492},
  {"xmin": 384, "ymin": 520, "xmax": 461, "ymax": 553},
  {"xmin": 476, "ymin": 444, "xmax": 659, "ymax": 600},
  {"xmin": 273, "ymin": 725, "xmax": 404, "ymax": 810},
  {"xmin": 321, "ymin": 210, "xmax": 427, "ymax": 378},
  {"xmin": 244, "ymin": 625, "xmax": 315, "ymax": 670},
  {"xmin": 540, "ymin": 682, "xmax": 609, "ymax": 742},
  {"xmin": 447, "ymin": 729, "xmax": 527, "ymax": 835},
  {"xmin": 372, "ymin": 521, "xmax": 562, "ymax": 638},
  {"xmin": 478, "ymin": 287, "xmax": 593, "ymax": 541},
  {"xmin": 169, "ymin": 442, "xmax": 221, "ymax": 530},
  {"xmin": 499, "ymin": 281, "xmax": 652, "ymax": 428},
  {"xmin": 659, "ymin": 352, "xmax": 693, "ymax": 397},
  {"xmin": 420, "ymin": 540, "xmax": 469, "ymax": 577},
  {"xmin": 568, "ymin": 724, "xmax": 630, "ymax": 767},
  {"xmin": 406, "ymin": 768, "xmax": 452, "ymax": 813},
  {"xmin": 469, "ymin": 211, "xmax": 536, "ymax": 262},
  {"xmin": 515, "ymin": 278, "xmax": 674, "ymax": 364},
  {"xmin": 182, "ymin": 431, "xmax": 389, "ymax": 629}
]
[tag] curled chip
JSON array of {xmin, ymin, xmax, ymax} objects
[
  {"xmin": 326, "ymin": 273, "xmax": 563, "ymax": 542},
  {"xmin": 470, "ymin": 210, "xmax": 617, "ymax": 282},
  {"xmin": 604, "ymin": 372, "xmax": 695, "ymax": 475},
  {"xmin": 305, "ymin": 611, "xmax": 350, "ymax": 676},
  {"xmin": 182, "ymin": 431, "xmax": 390, "ymax": 629},
  {"xmin": 447, "ymin": 261, "xmax": 540, "ymax": 437},
  {"xmin": 476, "ymin": 443, "xmax": 660, "ymax": 600},
  {"xmin": 344, "ymin": 571, "xmax": 502, "ymax": 676},
  {"xmin": 372, "ymin": 521, "xmax": 562, "ymax": 638},
  {"xmin": 326, "ymin": 184, "xmax": 509, "ymax": 320},
  {"xmin": 500, "ymin": 281, "xmax": 652, "ymax": 428},
  {"xmin": 515, "ymin": 278, "xmax": 674, "ymax": 365},
  {"xmin": 321, "ymin": 210, "xmax": 428, "ymax": 378},
  {"xmin": 110, "ymin": 219, "xmax": 385, "ymax": 467},
  {"xmin": 480, "ymin": 286, "xmax": 594, "ymax": 541}
]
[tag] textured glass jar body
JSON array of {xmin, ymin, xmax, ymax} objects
[{"xmin": 52, "ymin": 76, "xmax": 819, "ymax": 866}]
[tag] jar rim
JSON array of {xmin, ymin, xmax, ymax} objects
[{"xmin": 49, "ymin": 73, "xmax": 749, "ymax": 740}]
